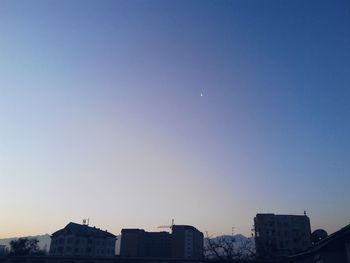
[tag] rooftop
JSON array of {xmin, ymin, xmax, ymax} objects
[{"xmin": 52, "ymin": 222, "xmax": 116, "ymax": 238}]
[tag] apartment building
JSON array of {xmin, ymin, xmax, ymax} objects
[
  {"xmin": 50, "ymin": 222, "xmax": 116, "ymax": 257},
  {"xmin": 120, "ymin": 225, "xmax": 203, "ymax": 259},
  {"xmin": 254, "ymin": 213, "xmax": 311, "ymax": 259}
]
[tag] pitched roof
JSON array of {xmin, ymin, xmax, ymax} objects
[
  {"xmin": 52, "ymin": 222, "xmax": 116, "ymax": 238},
  {"xmin": 290, "ymin": 224, "xmax": 350, "ymax": 259}
]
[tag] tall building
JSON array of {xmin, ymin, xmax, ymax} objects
[
  {"xmin": 171, "ymin": 225, "xmax": 204, "ymax": 259},
  {"xmin": 120, "ymin": 229, "xmax": 171, "ymax": 258},
  {"xmin": 254, "ymin": 213, "xmax": 311, "ymax": 259},
  {"xmin": 120, "ymin": 225, "xmax": 203, "ymax": 259},
  {"xmin": 50, "ymin": 222, "xmax": 116, "ymax": 257},
  {"xmin": 120, "ymin": 229, "xmax": 144, "ymax": 257}
]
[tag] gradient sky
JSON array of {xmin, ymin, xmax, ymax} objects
[{"xmin": 0, "ymin": 0, "xmax": 349, "ymax": 238}]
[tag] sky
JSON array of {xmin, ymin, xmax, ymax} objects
[{"xmin": 0, "ymin": 0, "xmax": 349, "ymax": 238}]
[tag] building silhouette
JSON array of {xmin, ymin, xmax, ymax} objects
[
  {"xmin": 289, "ymin": 224, "xmax": 350, "ymax": 263},
  {"xmin": 120, "ymin": 225, "xmax": 203, "ymax": 259},
  {"xmin": 254, "ymin": 213, "xmax": 311, "ymax": 260},
  {"xmin": 49, "ymin": 222, "xmax": 116, "ymax": 257},
  {"xmin": 171, "ymin": 225, "xmax": 203, "ymax": 259},
  {"xmin": 120, "ymin": 229, "xmax": 171, "ymax": 258}
]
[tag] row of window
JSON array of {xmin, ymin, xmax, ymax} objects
[
  {"xmin": 52, "ymin": 237, "xmax": 114, "ymax": 247},
  {"xmin": 51, "ymin": 246, "xmax": 114, "ymax": 255}
]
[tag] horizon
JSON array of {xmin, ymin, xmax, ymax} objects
[
  {"xmin": 0, "ymin": 224, "xmax": 253, "ymax": 239},
  {"xmin": 1, "ymin": 0, "xmax": 349, "ymax": 239},
  {"xmin": 1, "ymin": 213, "xmax": 347, "ymax": 240}
]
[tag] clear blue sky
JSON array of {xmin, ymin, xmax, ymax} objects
[{"xmin": 0, "ymin": 0, "xmax": 349, "ymax": 238}]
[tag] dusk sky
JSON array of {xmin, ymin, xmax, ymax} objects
[{"xmin": 0, "ymin": 0, "xmax": 349, "ymax": 238}]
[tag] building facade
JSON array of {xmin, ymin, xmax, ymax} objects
[
  {"xmin": 120, "ymin": 229, "xmax": 171, "ymax": 258},
  {"xmin": 254, "ymin": 213, "xmax": 311, "ymax": 260},
  {"xmin": 50, "ymin": 222, "xmax": 116, "ymax": 257},
  {"xmin": 120, "ymin": 225, "xmax": 203, "ymax": 259},
  {"xmin": 171, "ymin": 225, "xmax": 203, "ymax": 259}
]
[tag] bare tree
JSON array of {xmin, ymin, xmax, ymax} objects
[{"xmin": 204, "ymin": 233, "xmax": 256, "ymax": 262}]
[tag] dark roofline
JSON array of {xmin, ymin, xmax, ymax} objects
[
  {"xmin": 121, "ymin": 225, "xmax": 203, "ymax": 235},
  {"xmin": 255, "ymin": 213, "xmax": 308, "ymax": 217},
  {"xmin": 290, "ymin": 224, "xmax": 350, "ymax": 258},
  {"xmin": 172, "ymin": 225, "xmax": 203, "ymax": 233},
  {"xmin": 51, "ymin": 222, "xmax": 116, "ymax": 238}
]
